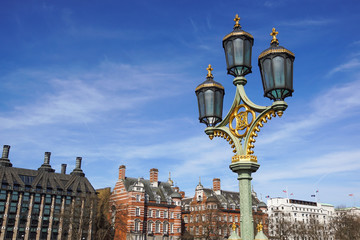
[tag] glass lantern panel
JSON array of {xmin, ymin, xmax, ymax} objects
[
  {"xmin": 204, "ymin": 89, "xmax": 215, "ymax": 117},
  {"xmin": 197, "ymin": 91, "xmax": 205, "ymax": 119},
  {"xmin": 214, "ymin": 90, "xmax": 224, "ymax": 118},
  {"xmin": 233, "ymin": 38, "xmax": 244, "ymax": 66},
  {"xmin": 286, "ymin": 58, "xmax": 293, "ymax": 89},
  {"xmin": 244, "ymin": 39, "xmax": 252, "ymax": 66},
  {"xmin": 263, "ymin": 59, "xmax": 274, "ymax": 90},
  {"xmin": 226, "ymin": 41, "xmax": 234, "ymax": 67},
  {"xmin": 273, "ymin": 56, "xmax": 285, "ymax": 88}
]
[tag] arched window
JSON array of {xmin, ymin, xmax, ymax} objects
[
  {"xmin": 155, "ymin": 221, "xmax": 161, "ymax": 233},
  {"xmin": 147, "ymin": 221, "xmax": 153, "ymax": 233},
  {"xmin": 134, "ymin": 219, "xmax": 141, "ymax": 232},
  {"xmin": 163, "ymin": 221, "xmax": 169, "ymax": 233}
]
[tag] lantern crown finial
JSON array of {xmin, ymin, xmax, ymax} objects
[
  {"xmin": 233, "ymin": 14, "xmax": 241, "ymax": 28},
  {"xmin": 257, "ymin": 222, "xmax": 263, "ymax": 233},
  {"xmin": 206, "ymin": 64, "xmax": 214, "ymax": 78},
  {"xmin": 270, "ymin": 28, "xmax": 279, "ymax": 45}
]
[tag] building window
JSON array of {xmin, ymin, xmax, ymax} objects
[
  {"xmin": 177, "ymin": 213, "xmax": 180, "ymax": 219},
  {"xmin": 163, "ymin": 222, "xmax": 168, "ymax": 233},
  {"xmin": 156, "ymin": 210, "xmax": 160, "ymax": 218},
  {"xmin": 136, "ymin": 195, "xmax": 141, "ymax": 202},
  {"xmin": 184, "ymin": 216, "xmax": 188, "ymax": 223},
  {"xmin": 147, "ymin": 221, "xmax": 153, "ymax": 233},
  {"xmin": 148, "ymin": 209, "xmax": 152, "ymax": 217},
  {"xmin": 155, "ymin": 221, "xmax": 161, "ymax": 233},
  {"xmin": 170, "ymin": 223, "xmax": 174, "ymax": 233},
  {"xmin": 136, "ymin": 207, "xmax": 140, "ymax": 216},
  {"xmin": 164, "ymin": 211, "xmax": 168, "ymax": 218},
  {"xmin": 134, "ymin": 220, "xmax": 140, "ymax": 232},
  {"xmin": 170, "ymin": 212, "xmax": 174, "ymax": 219}
]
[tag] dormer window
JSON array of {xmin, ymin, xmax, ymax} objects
[{"xmin": 156, "ymin": 195, "xmax": 161, "ymax": 204}]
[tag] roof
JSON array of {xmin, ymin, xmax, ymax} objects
[
  {"xmin": 123, "ymin": 177, "xmax": 180, "ymax": 202},
  {"xmin": 0, "ymin": 147, "xmax": 96, "ymax": 196}
]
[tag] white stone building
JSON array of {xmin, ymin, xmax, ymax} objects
[{"xmin": 267, "ymin": 197, "xmax": 335, "ymax": 239}]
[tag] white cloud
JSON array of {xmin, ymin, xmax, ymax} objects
[
  {"xmin": 327, "ymin": 58, "xmax": 360, "ymax": 76},
  {"xmin": 281, "ymin": 18, "xmax": 333, "ymax": 27}
]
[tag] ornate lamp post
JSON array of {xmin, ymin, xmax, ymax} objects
[{"xmin": 195, "ymin": 15, "xmax": 294, "ymax": 240}]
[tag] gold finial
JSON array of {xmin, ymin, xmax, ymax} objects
[
  {"xmin": 206, "ymin": 64, "xmax": 213, "ymax": 78},
  {"xmin": 234, "ymin": 14, "xmax": 241, "ymax": 28},
  {"xmin": 270, "ymin": 28, "xmax": 279, "ymax": 44},
  {"xmin": 257, "ymin": 222, "xmax": 263, "ymax": 233},
  {"xmin": 232, "ymin": 222, "xmax": 236, "ymax": 232}
]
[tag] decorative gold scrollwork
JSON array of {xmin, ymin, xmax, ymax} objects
[
  {"xmin": 232, "ymin": 155, "xmax": 257, "ymax": 163},
  {"xmin": 229, "ymin": 104, "xmax": 256, "ymax": 138},
  {"xmin": 210, "ymin": 130, "xmax": 237, "ymax": 154},
  {"xmin": 246, "ymin": 110, "xmax": 277, "ymax": 155}
]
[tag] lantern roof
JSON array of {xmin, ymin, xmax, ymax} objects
[
  {"xmin": 222, "ymin": 14, "xmax": 253, "ymax": 44},
  {"xmin": 195, "ymin": 64, "xmax": 224, "ymax": 92},
  {"xmin": 258, "ymin": 28, "xmax": 294, "ymax": 60}
]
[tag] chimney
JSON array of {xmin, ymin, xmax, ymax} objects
[
  {"xmin": 61, "ymin": 164, "xmax": 67, "ymax": 174},
  {"xmin": 213, "ymin": 178, "xmax": 221, "ymax": 193},
  {"xmin": 71, "ymin": 157, "xmax": 84, "ymax": 176},
  {"xmin": 1, "ymin": 145, "xmax": 10, "ymax": 159},
  {"xmin": 38, "ymin": 152, "xmax": 54, "ymax": 172},
  {"xmin": 76, "ymin": 157, "xmax": 82, "ymax": 169},
  {"xmin": 180, "ymin": 191, "xmax": 185, "ymax": 198},
  {"xmin": 0, "ymin": 145, "xmax": 12, "ymax": 167},
  {"xmin": 119, "ymin": 165, "xmax": 126, "ymax": 180},
  {"xmin": 150, "ymin": 168, "xmax": 158, "ymax": 187},
  {"xmin": 44, "ymin": 152, "xmax": 51, "ymax": 165}
]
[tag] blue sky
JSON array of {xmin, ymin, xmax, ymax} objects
[{"xmin": 1, "ymin": 0, "xmax": 360, "ymax": 207}]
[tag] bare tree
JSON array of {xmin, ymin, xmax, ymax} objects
[{"xmin": 331, "ymin": 211, "xmax": 360, "ymax": 240}]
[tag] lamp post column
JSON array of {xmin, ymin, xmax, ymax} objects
[{"xmin": 230, "ymin": 161, "xmax": 259, "ymax": 240}]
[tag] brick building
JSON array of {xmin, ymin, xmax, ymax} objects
[
  {"xmin": 181, "ymin": 178, "xmax": 268, "ymax": 239},
  {"xmin": 0, "ymin": 145, "xmax": 96, "ymax": 240},
  {"xmin": 110, "ymin": 165, "xmax": 182, "ymax": 240}
]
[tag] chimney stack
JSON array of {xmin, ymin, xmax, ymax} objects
[
  {"xmin": 0, "ymin": 145, "xmax": 12, "ymax": 167},
  {"xmin": 1, "ymin": 145, "xmax": 10, "ymax": 159},
  {"xmin": 213, "ymin": 178, "xmax": 221, "ymax": 193},
  {"xmin": 61, "ymin": 164, "xmax": 67, "ymax": 174},
  {"xmin": 44, "ymin": 152, "xmax": 51, "ymax": 165},
  {"xmin": 71, "ymin": 157, "xmax": 84, "ymax": 176},
  {"xmin": 38, "ymin": 152, "xmax": 54, "ymax": 172},
  {"xmin": 150, "ymin": 168, "xmax": 158, "ymax": 187},
  {"xmin": 119, "ymin": 165, "xmax": 126, "ymax": 180},
  {"xmin": 76, "ymin": 157, "xmax": 82, "ymax": 169},
  {"xmin": 180, "ymin": 191, "xmax": 185, "ymax": 198}
]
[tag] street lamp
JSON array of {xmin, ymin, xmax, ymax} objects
[{"xmin": 195, "ymin": 15, "xmax": 294, "ymax": 240}]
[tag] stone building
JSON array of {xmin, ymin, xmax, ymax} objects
[
  {"xmin": 110, "ymin": 165, "xmax": 182, "ymax": 240},
  {"xmin": 181, "ymin": 178, "xmax": 268, "ymax": 239},
  {"xmin": 0, "ymin": 145, "xmax": 96, "ymax": 240},
  {"xmin": 267, "ymin": 197, "xmax": 335, "ymax": 239}
]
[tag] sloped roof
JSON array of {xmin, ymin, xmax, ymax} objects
[
  {"xmin": 0, "ymin": 165, "xmax": 96, "ymax": 195},
  {"xmin": 123, "ymin": 177, "xmax": 179, "ymax": 202}
]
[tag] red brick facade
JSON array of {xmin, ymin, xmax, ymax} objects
[
  {"xmin": 181, "ymin": 178, "xmax": 268, "ymax": 239},
  {"xmin": 110, "ymin": 166, "xmax": 182, "ymax": 240}
]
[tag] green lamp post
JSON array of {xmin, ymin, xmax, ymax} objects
[{"xmin": 195, "ymin": 15, "xmax": 294, "ymax": 240}]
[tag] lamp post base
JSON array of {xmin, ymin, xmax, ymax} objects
[{"xmin": 230, "ymin": 160, "xmax": 260, "ymax": 240}]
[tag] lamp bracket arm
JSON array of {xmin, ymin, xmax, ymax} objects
[
  {"xmin": 237, "ymin": 85, "xmax": 268, "ymax": 113},
  {"xmin": 204, "ymin": 126, "xmax": 243, "ymax": 155}
]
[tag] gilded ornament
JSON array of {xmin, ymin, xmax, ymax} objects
[
  {"xmin": 229, "ymin": 104, "xmax": 256, "ymax": 138},
  {"xmin": 233, "ymin": 14, "xmax": 241, "ymax": 28},
  {"xmin": 270, "ymin": 28, "xmax": 279, "ymax": 44},
  {"xmin": 257, "ymin": 222, "xmax": 263, "ymax": 232},
  {"xmin": 206, "ymin": 64, "xmax": 213, "ymax": 78},
  {"xmin": 231, "ymin": 155, "xmax": 257, "ymax": 163}
]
